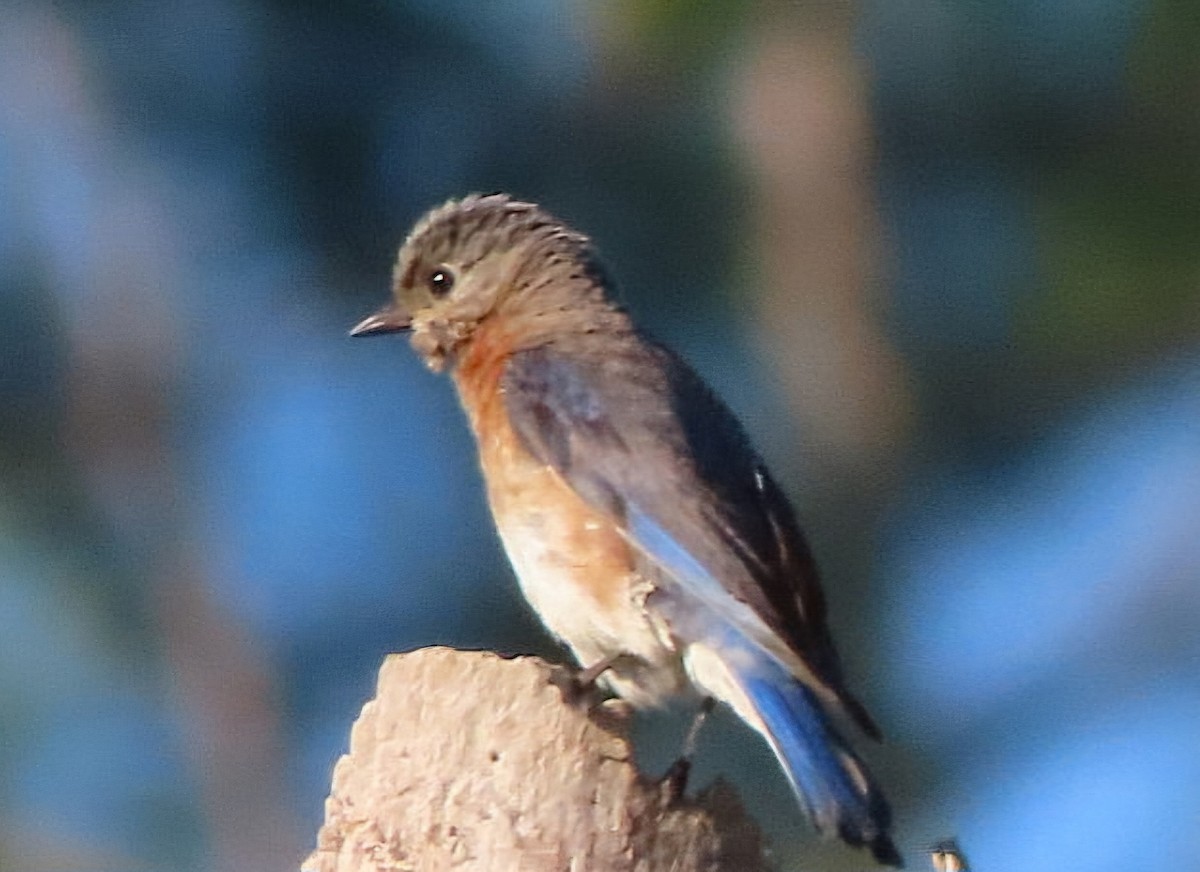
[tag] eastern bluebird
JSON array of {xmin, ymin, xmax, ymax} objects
[{"xmin": 352, "ymin": 194, "xmax": 900, "ymax": 866}]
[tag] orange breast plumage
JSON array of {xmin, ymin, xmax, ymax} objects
[{"xmin": 451, "ymin": 319, "xmax": 685, "ymax": 706}]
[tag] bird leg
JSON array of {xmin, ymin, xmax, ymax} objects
[
  {"xmin": 548, "ymin": 655, "xmax": 617, "ymax": 706},
  {"xmin": 661, "ymin": 696, "xmax": 716, "ymax": 802},
  {"xmin": 577, "ymin": 655, "xmax": 618, "ymax": 689}
]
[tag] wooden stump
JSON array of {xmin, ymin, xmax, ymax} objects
[{"xmin": 303, "ymin": 647, "xmax": 768, "ymax": 872}]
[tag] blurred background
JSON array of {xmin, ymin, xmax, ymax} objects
[{"xmin": 1, "ymin": 1, "xmax": 1197, "ymax": 869}]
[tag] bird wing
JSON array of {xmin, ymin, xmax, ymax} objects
[{"xmin": 501, "ymin": 336, "xmax": 879, "ymax": 737}]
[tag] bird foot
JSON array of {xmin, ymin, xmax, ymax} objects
[
  {"xmin": 659, "ymin": 697, "xmax": 713, "ymax": 804},
  {"xmin": 659, "ymin": 756, "xmax": 692, "ymax": 804},
  {"xmin": 547, "ymin": 659, "xmax": 611, "ymax": 707}
]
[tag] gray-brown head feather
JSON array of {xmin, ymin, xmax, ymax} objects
[{"xmin": 392, "ymin": 194, "xmax": 625, "ymax": 369}]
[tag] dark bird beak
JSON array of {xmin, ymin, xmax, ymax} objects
[{"xmin": 349, "ymin": 302, "xmax": 412, "ymax": 337}]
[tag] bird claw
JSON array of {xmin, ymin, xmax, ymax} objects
[
  {"xmin": 660, "ymin": 756, "xmax": 692, "ymax": 804},
  {"xmin": 547, "ymin": 660, "xmax": 608, "ymax": 707},
  {"xmin": 659, "ymin": 697, "xmax": 713, "ymax": 804}
]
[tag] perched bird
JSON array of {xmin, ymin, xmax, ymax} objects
[{"xmin": 352, "ymin": 194, "xmax": 900, "ymax": 866}]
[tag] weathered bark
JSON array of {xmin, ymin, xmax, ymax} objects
[{"xmin": 304, "ymin": 647, "xmax": 768, "ymax": 872}]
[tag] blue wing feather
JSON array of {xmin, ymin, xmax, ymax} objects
[
  {"xmin": 628, "ymin": 505, "xmax": 900, "ymax": 864},
  {"xmin": 501, "ymin": 338, "xmax": 899, "ymax": 864}
]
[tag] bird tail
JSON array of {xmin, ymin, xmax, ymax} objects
[{"xmin": 708, "ymin": 642, "xmax": 902, "ymax": 867}]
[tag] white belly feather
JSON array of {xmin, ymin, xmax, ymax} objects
[{"xmin": 491, "ymin": 494, "xmax": 687, "ymax": 708}]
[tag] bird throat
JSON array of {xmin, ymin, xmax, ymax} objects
[{"xmin": 410, "ymin": 315, "xmax": 479, "ymax": 372}]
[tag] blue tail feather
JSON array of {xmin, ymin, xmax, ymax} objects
[
  {"xmin": 626, "ymin": 505, "xmax": 901, "ymax": 864},
  {"xmin": 732, "ymin": 649, "xmax": 901, "ymax": 866}
]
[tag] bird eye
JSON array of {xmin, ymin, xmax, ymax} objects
[{"xmin": 427, "ymin": 265, "xmax": 455, "ymax": 297}]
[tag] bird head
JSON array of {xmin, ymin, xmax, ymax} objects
[{"xmin": 351, "ymin": 193, "xmax": 615, "ymax": 371}]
